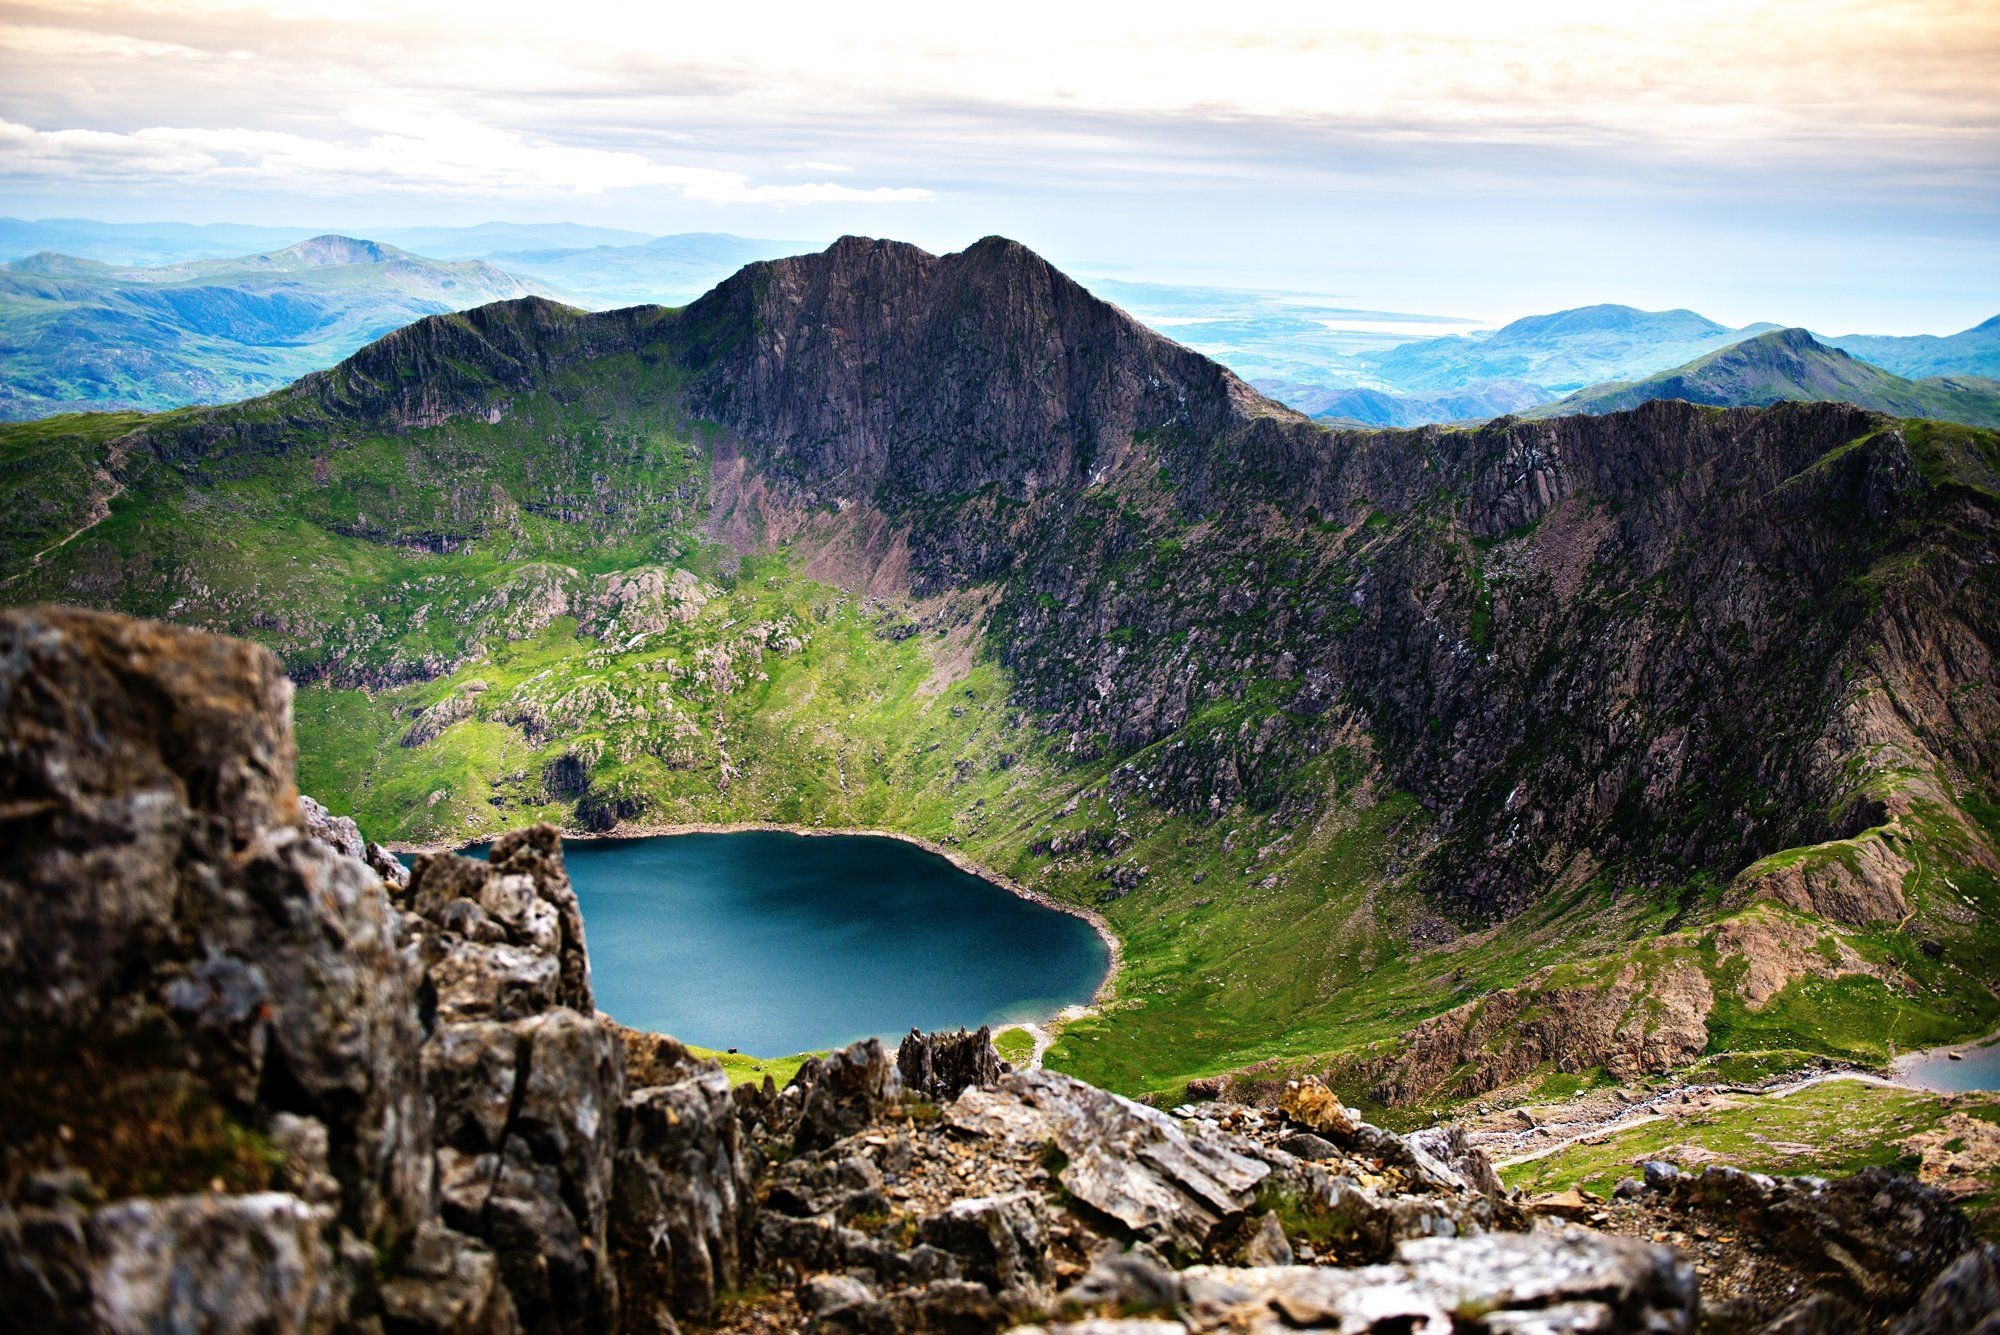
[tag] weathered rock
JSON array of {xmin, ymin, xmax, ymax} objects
[
  {"xmin": 918, "ymin": 1192, "xmax": 1050, "ymax": 1294},
  {"xmin": 1672, "ymin": 1164, "xmax": 1971, "ymax": 1311},
  {"xmin": 0, "ymin": 607, "xmax": 437, "ymax": 1256},
  {"xmin": 1277, "ymin": 1078, "xmax": 1356, "ymax": 1138},
  {"xmin": 376, "ymin": 1222, "xmax": 519, "ymax": 1333},
  {"xmin": 1239, "ymin": 1212, "xmax": 1293, "ymax": 1267},
  {"xmin": 948, "ymin": 1071, "xmax": 1270, "ymax": 1254},
  {"xmin": 613, "ymin": 1059, "xmax": 755, "ymax": 1326},
  {"xmin": 1057, "ymin": 1251, "xmax": 1183, "ymax": 1318},
  {"xmin": 1890, "ymin": 1242, "xmax": 2000, "ymax": 1335},
  {"xmin": 1178, "ymin": 1230, "xmax": 1696, "ymax": 1333},
  {"xmin": 792, "ymin": 1038, "xmax": 903, "ymax": 1153},
  {"xmin": 0, "ymin": 1192, "xmax": 340, "ymax": 1334},
  {"xmin": 406, "ymin": 824, "xmax": 592, "ymax": 1016},
  {"xmin": 899, "ymin": 1026, "xmax": 1007, "ymax": 1101},
  {"xmin": 811, "ymin": 1278, "xmax": 1009, "ymax": 1335}
]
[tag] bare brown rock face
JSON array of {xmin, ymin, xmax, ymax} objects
[{"xmin": 662, "ymin": 239, "xmax": 1999, "ymax": 921}]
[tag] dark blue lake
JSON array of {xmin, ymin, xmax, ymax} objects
[{"xmin": 519, "ymin": 831, "xmax": 1107, "ymax": 1055}]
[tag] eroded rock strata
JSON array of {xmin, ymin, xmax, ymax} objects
[{"xmin": 2, "ymin": 605, "xmax": 1994, "ymax": 1332}]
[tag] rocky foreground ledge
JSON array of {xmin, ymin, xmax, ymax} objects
[{"xmin": 0, "ymin": 605, "xmax": 1994, "ymax": 1335}]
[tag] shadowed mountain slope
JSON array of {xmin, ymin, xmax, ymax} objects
[
  {"xmin": 4, "ymin": 236, "xmax": 1997, "ymax": 1101},
  {"xmin": 0, "ymin": 235, "xmax": 543, "ymax": 419}
]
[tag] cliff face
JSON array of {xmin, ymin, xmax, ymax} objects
[
  {"xmin": 3, "ymin": 237, "xmax": 1998, "ymax": 1094},
  {"xmin": 639, "ymin": 241, "xmax": 2000, "ymax": 914},
  {"xmin": 4, "ymin": 606, "xmax": 1991, "ymax": 1334},
  {"xmin": 675, "ymin": 235, "xmax": 1271, "ymax": 501}
]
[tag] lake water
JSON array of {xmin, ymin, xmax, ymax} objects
[
  {"xmin": 1894, "ymin": 1034, "xmax": 2000, "ymax": 1092},
  {"xmin": 463, "ymin": 831, "xmax": 1109, "ymax": 1056}
]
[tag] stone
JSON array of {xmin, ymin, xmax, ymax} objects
[
  {"xmin": 898, "ymin": 1027, "xmax": 1006, "ymax": 1101},
  {"xmin": 375, "ymin": 1222, "xmax": 519, "ymax": 1333},
  {"xmin": 1058, "ymin": 1251, "xmax": 1183, "ymax": 1319},
  {"xmin": 918, "ymin": 1192, "xmax": 1050, "ymax": 1293},
  {"xmin": 1274, "ymin": 1132, "xmax": 1338, "ymax": 1161},
  {"xmin": 613, "ymin": 1061, "xmax": 755, "ymax": 1325},
  {"xmin": 0, "ymin": 1192, "xmax": 340, "ymax": 1334},
  {"xmin": 1178, "ymin": 1230, "xmax": 1696, "ymax": 1333},
  {"xmin": 947, "ymin": 1070, "xmax": 1269, "ymax": 1254},
  {"xmin": 1672, "ymin": 1164, "xmax": 1971, "ymax": 1310},
  {"xmin": 1239, "ymin": 1212, "xmax": 1293, "ymax": 1267},
  {"xmin": 1890, "ymin": 1242, "xmax": 2000, "ymax": 1335},
  {"xmin": 792, "ymin": 1038, "xmax": 903, "ymax": 1153},
  {"xmin": 811, "ymin": 1278, "xmax": 1008, "ymax": 1335},
  {"xmin": 1276, "ymin": 1079, "xmax": 1356, "ymax": 1137}
]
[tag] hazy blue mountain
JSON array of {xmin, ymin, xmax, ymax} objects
[
  {"xmin": 1268, "ymin": 380, "xmax": 1547, "ymax": 427},
  {"xmin": 1820, "ymin": 315, "xmax": 2000, "ymax": 380},
  {"xmin": 1527, "ymin": 327, "xmax": 2000, "ymax": 427},
  {"xmin": 0, "ymin": 235, "xmax": 542, "ymax": 418},
  {"xmin": 372, "ymin": 221, "xmax": 656, "ymax": 259},
  {"xmin": 1083, "ymin": 276, "xmax": 1480, "ymax": 389},
  {"xmin": 1360, "ymin": 303, "xmax": 1778, "ymax": 395},
  {"xmin": 487, "ymin": 232, "xmax": 812, "ymax": 307},
  {"xmin": 0, "ymin": 218, "xmax": 320, "ymax": 265}
]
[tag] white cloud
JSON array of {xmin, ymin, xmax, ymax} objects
[{"xmin": 0, "ymin": 110, "xmax": 935, "ymax": 205}]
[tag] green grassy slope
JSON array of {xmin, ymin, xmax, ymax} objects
[
  {"xmin": 0, "ymin": 237, "xmax": 542, "ymax": 419},
  {"xmin": 10, "ymin": 400, "xmax": 1994, "ymax": 1115},
  {"xmin": 4, "ymin": 273, "xmax": 1998, "ymax": 1115},
  {"xmin": 1531, "ymin": 328, "xmax": 2000, "ymax": 427}
]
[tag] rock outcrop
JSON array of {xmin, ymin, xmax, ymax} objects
[
  {"xmin": 4, "ymin": 604, "xmax": 1995, "ymax": 1334},
  {"xmin": 0, "ymin": 607, "xmax": 752, "ymax": 1332}
]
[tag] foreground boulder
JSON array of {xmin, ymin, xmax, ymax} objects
[
  {"xmin": 0, "ymin": 607, "xmax": 752, "ymax": 1332},
  {"xmin": 2, "ymin": 606, "xmax": 1994, "ymax": 1334}
]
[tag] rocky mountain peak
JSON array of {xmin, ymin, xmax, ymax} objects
[
  {"xmin": 674, "ymin": 233, "xmax": 1280, "ymax": 501},
  {"xmin": 275, "ymin": 234, "xmax": 399, "ymax": 267}
]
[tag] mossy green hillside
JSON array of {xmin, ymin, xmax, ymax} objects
[{"xmin": 1501, "ymin": 1078, "xmax": 2000, "ymax": 1235}]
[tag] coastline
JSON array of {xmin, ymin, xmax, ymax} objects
[{"xmin": 388, "ymin": 819, "xmax": 1124, "ymax": 1013}]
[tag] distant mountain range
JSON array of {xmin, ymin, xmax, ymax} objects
[
  {"xmin": 1823, "ymin": 315, "xmax": 2000, "ymax": 381},
  {"xmin": 1525, "ymin": 327, "xmax": 2000, "ymax": 428},
  {"xmin": 0, "ymin": 218, "xmax": 651, "ymax": 266},
  {"xmin": 486, "ymin": 232, "xmax": 808, "ymax": 307},
  {"xmin": 0, "ymin": 235, "xmax": 537, "ymax": 418},
  {"xmin": 1360, "ymin": 304, "xmax": 1781, "ymax": 396},
  {"xmin": 1250, "ymin": 304, "xmax": 2000, "ymax": 429},
  {"xmin": 1, "ymin": 218, "xmax": 1995, "ymax": 429},
  {"xmin": 1270, "ymin": 380, "xmax": 1547, "ymax": 427}
]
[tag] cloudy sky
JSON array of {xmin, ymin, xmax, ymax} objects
[{"xmin": 3, "ymin": 0, "xmax": 1997, "ymax": 330}]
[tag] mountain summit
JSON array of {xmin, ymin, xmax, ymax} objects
[
  {"xmin": 5, "ymin": 235, "xmax": 1998, "ymax": 1113},
  {"xmin": 1534, "ymin": 327, "xmax": 2000, "ymax": 427}
]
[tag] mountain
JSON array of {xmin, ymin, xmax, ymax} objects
[
  {"xmin": 0, "ymin": 235, "xmax": 543, "ymax": 418},
  {"xmin": 1823, "ymin": 314, "xmax": 2000, "ymax": 380},
  {"xmin": 1360, "ymin": 303, "xmax": 1776, "ymax": 396},
  {"xmin": 1531, "ymin": 327, "xmax": 2000, "ymax": 427},
  {"xmin": 486, "ymin": 231, "xmax": 812, "ymax": 307},
  {"xmin": 0, "ymin": 216, "xmax": 320, "ymax": 265},
  {"xmin": 15, "ymin": 602, "xmax": 1979, "ymax": 1332},
  {"xmin": 3, "ymin": 236, "xmax": 1997, "ymax": 1119},
  {"xmin": 1277, "ymin": 380, "xmax": 1546, "ymax": 427},
  {"xmin": 373, "ymin": 220, "xmax": 657, "ymax": 259}
]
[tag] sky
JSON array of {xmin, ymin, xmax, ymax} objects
[{"xmin": 2, "ymin": 0, "xmax": 1998, "ymax": 332}]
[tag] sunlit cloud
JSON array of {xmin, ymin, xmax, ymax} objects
[
  {"xmin": 0, "ymin": 0, "xmax": 1994, "ymax": 330},
  {"xmin": 0, "ymin": 111, "xmax": 934, "ymax": 204}
]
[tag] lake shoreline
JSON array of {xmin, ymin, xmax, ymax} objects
[
  {"xmin": 387, "ymin": 820, "xmax": 1124, "ymax": 1013},
  {"xmin": 1891, "ymin": 1027, "xmax": 2000, "ymax": 1093}
]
